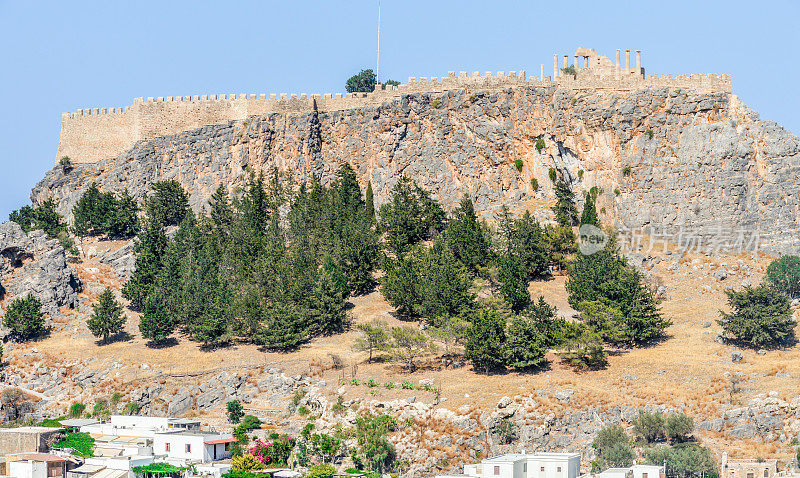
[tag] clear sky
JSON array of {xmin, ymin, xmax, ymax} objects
[{"xmin": 1, "ymin": 0, "xmax": 798, "ymax": 220}]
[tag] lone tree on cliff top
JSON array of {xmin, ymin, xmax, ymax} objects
[{"xmin": 346, "ymin": 69, "xmax": 377, "ymax": 93}]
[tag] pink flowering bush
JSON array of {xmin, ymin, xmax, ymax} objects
[{"xmin": 248, "ymin": 435, "xmax": 295, "ymax": 466}]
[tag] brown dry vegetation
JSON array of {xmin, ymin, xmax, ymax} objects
[{"xmin": 7, "ymin": 236, "xmax": 800, "ymax": 460}]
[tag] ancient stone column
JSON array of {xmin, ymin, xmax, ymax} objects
[
  {"xmin": 636, "ymin": 50, "xmax": 642, "ymax": 71},
  {"xmin": 563, "ymin": 55, "xmax": 568, "ymax": 69},
  {"xmin": 575, "ymin": 55, "xmax": 580, "ymax": 70},
  {"xmin": 540, "ymin": 64, "xmax": 544, "ymax": 81},
  {"xmin": 554, "ymin": 54, "xmax": 559, "ymax": 78},
  {"xmin": 626, "ymin": 50, "xmax": 631, "ymax": 70},
  {"xmin": 616, "ymin": 49, "xmax": 620, "ymax": 69}
]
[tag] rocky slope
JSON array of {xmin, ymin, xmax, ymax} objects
[
  {"xmin": 0, "ymin": 222, "xmax": 82, "ymax": 319},
  {"xmin": 32, "ymin": 85, "xmax": 800, "ymax": 253}
]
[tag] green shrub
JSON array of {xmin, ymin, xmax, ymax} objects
[
  {"xmin": 578, "ymin": 169, "xmax": 584, "ymax": 179},
  {"xmin": 718, "ymin": 284, "xmax": 796, "ymax": 347},
  {"xmin": 530, "ymin": 178, "xmax": 539, "ymax": 191},
  {"xmin": 367, "ymin": 379, "xmax": 378, "ymax": 388},
  {"xmin": 10, "ymin": 199, "xmax": 67, "ymax": 238},
  {"xmin": 68, "ymin": 402, "xmax": 86, "ymax": 418},
  {"xmin": 665, "ymin": 412, "xmax": 694, "ymax": 443},
  {"xmin": 514, "ymin": 159, "xmax": 524, "ymax": 171},
  {"xmin": 122, "ymin": 402, "xmax": 141, "ymax": 415},
  {"xmin": 633, "ymin": 410, "xmax": 665, "ymax": 443},
  {"xmin": 765, "ymin": 255, "xmax": 800, "ymax": 298},
  {"xmin": 298, "ymin": 405, "xmax": 310, "ymax": 416},
  {"xmin": 592, "ymin": 425, "xmax": 633, "ymax": 469},
  {"xmin": 401, "ymin": 381, "xmax": 414, "ymax": 390},
  {"xmin": 3, "ymin": 295, "xmax": 45, "ymax": 340},
  {"xmin": 431, "ymin": 98, "xmax": 441, "ymax": 109},
  {"xmin": 535, "ymin": 138, "xmax": 546, "ymax": 152},
  {"xmin": 645, "ymin": 129, "xmax": 654, "ymax": 140},
  {"xmin": 548, "ymin": 167, "xmax": 557, "ymax": 183},
  {"xmin": 614, "ymin": 188, "xmax": 621, "ymax": 196},
  {"xmin": 497, "ymin": 418, "xmax": 517, "ymax": 444},
  {"xmin": 227, "ymin": 400, "xmax": 244, "ymax": 423},
  {"xmin": 561, "ymin": 66, "xmax": 577, "ymax": 77},
  {"xmin": 53, "ymin": 432, "xmax": 95, "ymax": 458},
  {"xmin": 306, "ymin": 464, "xmax": 336, "ymax": 478},
  {"xmin": 133, "ymin": 463, "xmax": 187, "ymax": 476},
  {"xmin": 236, "ymin": 415, "xmax": 262, "ymax": 435},
  {"xmin": 622, "ymin": 166, "xmax": 632, "ymax": 176}
]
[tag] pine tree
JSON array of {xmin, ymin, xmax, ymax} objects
[
  {"xmin": 87, "ymin": 288, "xmax": 126, "ymax": 343},
  {"xmin": 2, "ymin": 295, "xmax": 45, "ymax": 340},
  {"xmin": 146, "ymin": 180, "xmax": 189, "ymax": 228},
  {"xmin": 72, "ymin": 182, "xmax": 103, "ymax": 236},
  {"xmin": 718, "ymin": 284, "xmax": 796, "ymax": 347},
  {"xmin": 139, "ymin": 292, "xmax": 174, "ymax": 344},
  {"xmin": 106, "ymin": 190, "xmax": 139, "ymax": 237},
  {"xmin": 552, "ymin": 180, "xmax": 579, "ymax": 227},
  {"xmin": 378, "ymin": 177, "xmax": 446, "ymax": 255},
  {"xmin": 566, "ymin": 240, "xmax": 670, "ymax": 345},
  {"xmin": 464, "ymin": 309, "xmax": 507, "ymax": 373},
  {"xmin": 498, "ymin": 253, "xmax": 530, "ymax": 313},
  {"xmin": 446, "ymin": 195, "xmax": 491, "ymax": 272},
  {"xmin": 504, "ymin": 315, "xmax": 548, "ymax": 370}
]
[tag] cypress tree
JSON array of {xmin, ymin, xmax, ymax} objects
[
  {"xmin": 381, "ymin": 252, "xmax": 422, "ymax": 319},
  {"xmin": 311, "ymin": 258, "xmax": 350, "ymax": 335},
  {"xmin": 446, "ymin": 194, "xmax": 491, "ymax": 272},
  {"xmin": 139, "ymin": 292, "xmax": 175, "ymax": 344},
  {"xmin": 552, "ymin": 180, "xmax": 579, "ymax": 227},
  {"xmin": 146, "ymin": 180, "xmax": 189, "ymax": 228},
  {"xmin": 498, "ymin": 253, "xmax": 530, "ymax": 313},
  {"xmin": 417, "ymin": 238, "xmax": 474, "ymax": 320},
  {"xmin": 364, "ymin": 181, "xmax": 375, "ymax": 224},
  {"xmin": 122, "ymin": 220, "xmax": 168, "ymax": 310},
  {"xmin": 504, "ymin": 315, "xmax": 548, "ymax": 370},
  {"xmin": 580, "ymin": 191, "xmax": 600, "ymax": 227},
  {"xmin": 87, "ymin": 288, "xmax": 126, "ymax": 343},
  {"xmin": 464, "ymin": 309, "xmax": 507, "ymax": 373}
]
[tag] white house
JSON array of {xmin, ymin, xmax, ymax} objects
[
  {"xmin": 596, "ymin": 465, "xmax": 665, "ymax": 478},
  {"xmin": 442, "ymin": 453, "xmax": 582, "ymax": 478},
  {"xmin": 152, "ymin": 431, "xmax": 234, "ymax": 463},
  {"xmin": 80, "ymin": 416, "xmax": 201, "ymax": 440}
]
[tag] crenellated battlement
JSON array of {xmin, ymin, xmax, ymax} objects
[{"xmin": 56, "ymin": 48, "xmax": 732, "ymax": 164}]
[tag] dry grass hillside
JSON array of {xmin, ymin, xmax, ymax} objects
[{"xmin": 5, "ymin": 235, "xmax": 800, "ymax": 462}]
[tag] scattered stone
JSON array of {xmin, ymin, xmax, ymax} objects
[{"xmin": 731, "ymin": 350, "xmax": 744, "ymax": 363}]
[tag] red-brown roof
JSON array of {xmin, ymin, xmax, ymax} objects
[
  {"xmin": 205, "ymin": 437, "xmax": 237, "ymax": 445},
  {"xmin": 10, "ymin": 454, "xmax": 66, "ymax": 463}
]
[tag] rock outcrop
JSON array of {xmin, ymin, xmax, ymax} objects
[
  {"xmin": 32, "ymin": 85, "xmax": 800, "ymax": 253},
  {"xmin": 0, "ymin": 222, "xmax": 82, "ymax": 316}
]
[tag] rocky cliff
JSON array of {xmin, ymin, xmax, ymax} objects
[{"xmin": 32, "ymin": 85, "xmax": 800, "ymax": 252}]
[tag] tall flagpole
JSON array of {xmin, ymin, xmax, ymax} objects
[{"xmin": 376, "ymin": 0, "xmax": 381, "ymax": 86}]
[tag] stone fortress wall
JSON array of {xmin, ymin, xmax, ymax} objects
[{"xmin": 56, "ymin": 48, "xmax": 732, "ymax": 164}]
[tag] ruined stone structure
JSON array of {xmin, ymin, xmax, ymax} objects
[{"xmin": 56, "ymin": 48, "xmax": 731, "ymax": 164}]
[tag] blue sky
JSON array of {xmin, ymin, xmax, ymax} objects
[{"xmin": 1, "ymin": 0, "xmax": 798, "ymax": 220}]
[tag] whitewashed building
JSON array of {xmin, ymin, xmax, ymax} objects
[
  {"xmin": 440, "ymin": 453, "xmax": 582, "ymax": 478},
  {"xmin": 152, "ymin": 431, "xmax": 234, "ymax": 462}
]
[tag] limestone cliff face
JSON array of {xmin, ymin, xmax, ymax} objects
[{"xmin": 32, "ymin": 85, "xmax": 800, "ymax": 252}]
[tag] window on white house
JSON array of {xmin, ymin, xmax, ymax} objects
[
  {"xmin": 764, "ymin": 471, "xmax": 769, "ymax": 478},
  {"xmin": 186, "ymin": 444, "xmax": 191, "ymax": 453},
  {"xmin": 165, "ymin": 443, "xmax": 171, "ymax": 452},
  {"xmin": 494, "ymin": 466, "xmax": 500, "ymax": 475},
  {"xmin": 541, "ymin": 468, "xmax": 545, "ymax": 472},
  {"xmin": 643, "ymin": 473, "xmax": 648, "ymax": 478},
  {"xmin": 557, "ymin": 468, "xmax": 562, "ymax": 473},
  {"xmin": 523, "ymin": 464, "xmax": 527, "ymax": 473}
]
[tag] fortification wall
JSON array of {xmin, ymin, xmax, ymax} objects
[{"xmin": 56, "ymin": 69, "xmax": 731, "ymax": 164}]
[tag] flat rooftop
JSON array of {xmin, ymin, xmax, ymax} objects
[{"xmin": 0, "ymin": 427, "xmax": 62, "ymax": 434}]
